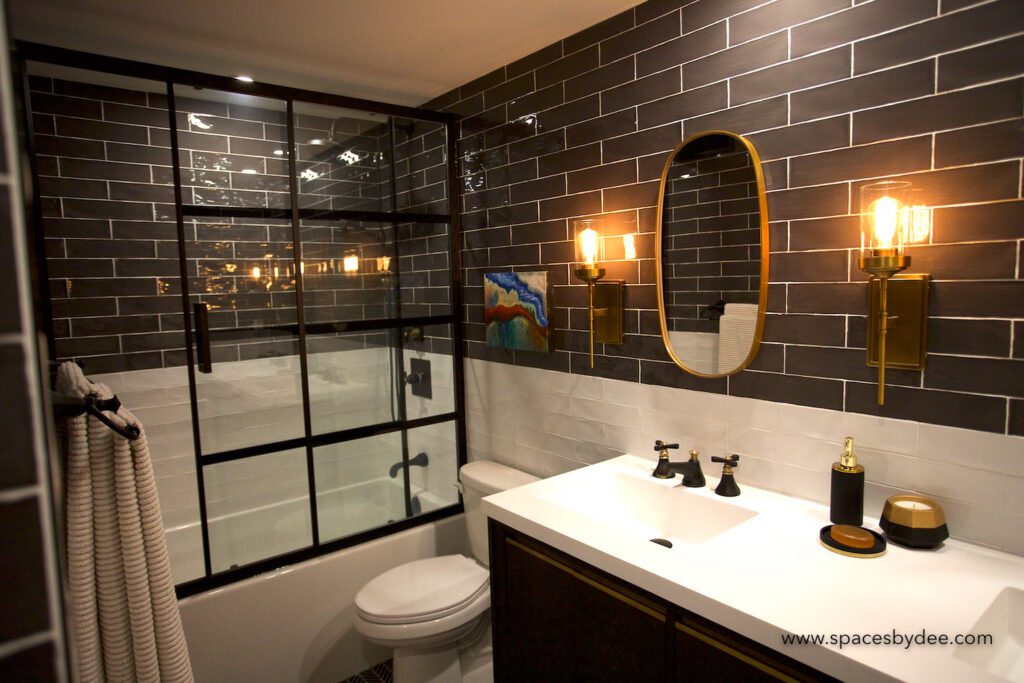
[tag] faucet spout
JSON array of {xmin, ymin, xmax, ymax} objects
[
  {"xmin": 666, "ymin": 460, "xmax": 706, "ymax": 488},
  {"xmin": 389, "ymin": 451, "xmax": 429, "ymax": 478},
  {"xmin": 651, "ymin": 442, "xmax": 705, "ymax": 487}
]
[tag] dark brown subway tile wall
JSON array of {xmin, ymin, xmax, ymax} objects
[
  {"xmin": 427, "ymin": 0, "xmax": 1024, "ymax": 434},
  {"xmin": 0, "ymin": 16, "xmax": 64, "ymax": 678},
  {"xmin": 31, "ymin": 75, "xmax": 452, "ymax": 372}
]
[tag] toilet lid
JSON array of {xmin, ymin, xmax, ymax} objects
[{"xmin": 356, "ymin": 555, "xmax": 489, "ymax": 624}]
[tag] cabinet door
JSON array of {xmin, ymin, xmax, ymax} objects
[
  {"xmin": 675, "ymin": 617, "xmax": 824, "ymax": 683},
  {"xmin": 499, "ymin": 535, "xmax": 577, "ymax": 682},
  {"xmin": 497, "ymin": 532, "xmax": 668, "ymax": 682},
  {"xmin": 572, "ymin": 563, "xmax": 668, "ymax": 682}
]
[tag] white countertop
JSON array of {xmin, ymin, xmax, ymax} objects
[{"xmin": 482, "ymin": 454, "xmax": 1024, "ymax": 683}]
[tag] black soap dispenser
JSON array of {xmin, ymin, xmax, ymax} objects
[{"xmin": 830, "ymin": 436, "xmax": 865, "ymax": 526}]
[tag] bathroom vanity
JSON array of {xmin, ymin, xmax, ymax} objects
[
  {"xmin": 489, "ymin": 521, "xmax": 832, "ymax": 681},
  {"xmin": 482, "ymin": 455, "xmax": 1024, "ymax": 682}
]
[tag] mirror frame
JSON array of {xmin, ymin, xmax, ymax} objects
[{"xmin": 655, "ymin": 130, "xmax": 770, "ymax": 378}]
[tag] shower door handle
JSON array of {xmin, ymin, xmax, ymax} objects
[{"xmin": 193, "ymin": 303, "xmax": 213, "ymax": 374}]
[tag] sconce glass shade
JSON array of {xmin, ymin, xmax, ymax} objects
[
  {"xmin": 376, "ymin": 255, "xmax": 391, "ymax": 273},
  {"xmin": 573, "ymin": 219, "xmax": 605, "ymax": 281},
  {"xmin": 859, "ymin": 181, "xmax": 912, "ymax": 278}
]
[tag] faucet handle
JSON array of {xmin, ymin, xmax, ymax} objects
[
  {"xmin": 712, "ymin": 455, "xmax": 741, "ymax": 497},
  {"xmin": 654, "ymin": 440, "xmax": 679, "ymax": 451}
]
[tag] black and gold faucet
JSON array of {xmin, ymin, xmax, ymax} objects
[
  {"xmin": 711, "ymin": 455, "xmax": 740, "ymax": 497},
  {"xmin": 651, "ymin": 440, "xmax": 705, "ymax": 488}
]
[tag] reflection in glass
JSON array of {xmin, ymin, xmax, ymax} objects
[
  {"xmin": 293, "ymin": 102, "xmax": 389, "ymax": 212},
  {"xmin": 659, "ymin": 132, "xmax": 766, "ymax": 376},
  {"xmin": 173, "ymin": 85, "xmax": 291, "ymax": 208}
]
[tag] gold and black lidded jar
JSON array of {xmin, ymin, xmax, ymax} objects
[{"xmin": 830, "ymin": 437, "xmax": 865, "ymax": 526}]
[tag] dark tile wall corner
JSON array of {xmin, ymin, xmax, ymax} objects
[
  {"xmin": 0, "ymin": 6, "xmax": 67, "ymax": 678},
  {"xmin": 436, "ymin": 0, "xmax": 1024, "ymax": 434}
]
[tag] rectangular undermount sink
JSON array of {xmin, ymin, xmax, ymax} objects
[
  {"xmin": 532, "ymin": 468, "xmax": 757, "ymax": 545},
  {"xmin": 954, "ymin": 587, "xmax": 1024, "ymax": 680}
]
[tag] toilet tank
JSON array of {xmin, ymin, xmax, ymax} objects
[{"xmin": 460, "ymin": 461, "xmax": 538, "ymax": 567}]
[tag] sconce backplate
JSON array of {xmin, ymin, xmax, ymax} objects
[
  {"xmin": 867, "ymin": 273, "xmax": 929, "ymax": 370},
  {"xmin": 593, "ymin": 280, "xmax": 624, "ymax": 344}
]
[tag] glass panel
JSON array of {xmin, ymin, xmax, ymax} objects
[
  {"xmin": 397, "ymin": 222, "xmax": 451, "ymax": 318},
  {"xmin": 306, "ymin": 328, "xmax": 396, "ymax": 436},
  {"xmin": 404, "ymin": 324, "xmax": 455, "ymax": 420},
  {"xmin": 314, "ymin": 432, "xmax": 402, "ymax": 542},
  {"xmin": 185, "ymin": 215, "xmax": 304, "ymax": 454},
  {"xmin": 293, "ymin": 102, "xmax": 389, "ymax": 212},
  {"xmin": 392, "ymin": 117, "xmax": 449, "ymax": 215},
  {"xmin": 173, "ymin": 85, "xmax": 290, "ymax": 208},
  {"xmin": 313, "ymin": 421, "xmax": 459, "ymax": 543},
  {"xmin": 205, "ymin": 449, "xmax": 312, "ymax": 572},
  {"xmin": 300, "ymin": 219, "xmax": 397, "ymax": 324},
  {"xmin": 27, "ymin": 62, "xmax": 205, "ymax": 583},
  {"xmin": 406, "ymin": 421, "xmax": 460, "ymax": 511}
]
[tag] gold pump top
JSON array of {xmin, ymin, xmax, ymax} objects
[{"xmin": 834, "ymin": 436, "xmax": 864, "ymax": 473}]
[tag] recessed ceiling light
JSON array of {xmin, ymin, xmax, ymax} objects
[
  {"xmin": 272, "ymin": 150, "xmax": 285, "ymax": 156},
  {"xmin": 309, "ymin": 138, "xmax": 324, "ymax": 145},
  {"xmin": 235, "ymin": 75, "xmax": 254, "ymax": 83},
  {"xmin": 240, "ymin": 169, "xmax": 258, "ymax": 175}
]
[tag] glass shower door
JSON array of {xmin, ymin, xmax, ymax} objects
[{"xmin": 172, "ymin": 86, "xmax": 314, "ymax": 572}]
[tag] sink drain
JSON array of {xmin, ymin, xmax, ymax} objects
[{"xmin": 649, "ymin": 538, "xmax": 673, "ymax": 548}]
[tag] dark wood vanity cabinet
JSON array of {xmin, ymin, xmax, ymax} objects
[{"xmin": 489, "ymin": 521, "xmax": 836, "ymax": 683}]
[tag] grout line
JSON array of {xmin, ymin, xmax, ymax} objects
[{"xmin": 0, "ymin": 631, "xmax": 56, "ymax": 662}]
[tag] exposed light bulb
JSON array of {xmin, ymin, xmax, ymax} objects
[
  {"xmin": 871, "ymin": 196, "xmax": 900, "ymax": 248},
  {"xmin": 579, "ymin": 227, "xmax": 599, "ymax": 266},
  {"xmin": 251, "ymin": 265, "xmax": 261, "ymax": 280}
]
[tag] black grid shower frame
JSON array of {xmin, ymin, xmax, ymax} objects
[{"xmin": 16, "ymin": 42, "xmax": 467, "ymax": 598}]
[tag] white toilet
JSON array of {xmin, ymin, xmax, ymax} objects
[{"xmin": 354, "ymin": 461, "xmax": 539, "ymax": 683}]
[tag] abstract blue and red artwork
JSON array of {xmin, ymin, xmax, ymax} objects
[{"xmin": 483, "ymin": 271, "xmax": 551, "ymax": 352}]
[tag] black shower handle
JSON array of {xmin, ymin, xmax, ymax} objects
[{"xmin": 194, "ymin": 302, "xmax": 212, "ymax": 374}]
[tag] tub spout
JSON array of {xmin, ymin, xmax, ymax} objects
[{"xmin": 389, "ymin": 451, "xmax": 429, "ymax": 478}]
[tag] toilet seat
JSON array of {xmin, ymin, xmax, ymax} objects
[{"xmin": 356, "ymin": 555, "xmax": 489, "ymax": 625}]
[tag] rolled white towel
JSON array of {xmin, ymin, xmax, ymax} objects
[
  {"xmin": 724, "ymin": 302, "xmax": 759, "ymax": 319},
  {"xmin": 718, "ymin": 314, "xmax": 757, "ymax": 373}
]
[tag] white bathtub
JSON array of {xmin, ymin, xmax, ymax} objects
[{"xmin": 179, "ymin": 514, "xmax": 470, "ymax": 683}]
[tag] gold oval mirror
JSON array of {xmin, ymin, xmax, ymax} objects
[{"xmin": 656, "ymin": 131, "xmax": 769, "ymax": 377}]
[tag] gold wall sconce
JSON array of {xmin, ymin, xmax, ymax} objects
[
  {"xmin": 858, "ymin": 181, "xmax": 932, "ymax": 405},
  {"xmin": 573, "ymin": 218, "xmax": 627, "ymax": 368}
]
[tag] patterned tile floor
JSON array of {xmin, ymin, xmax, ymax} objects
[{"xmin": 340, "ymin": 660, "xmax": 393, "ymax": 683}]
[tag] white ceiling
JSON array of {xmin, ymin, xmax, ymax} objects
[{"xmin": 8, "ymin": 0, "xmax": 641, "ymax": 107}]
